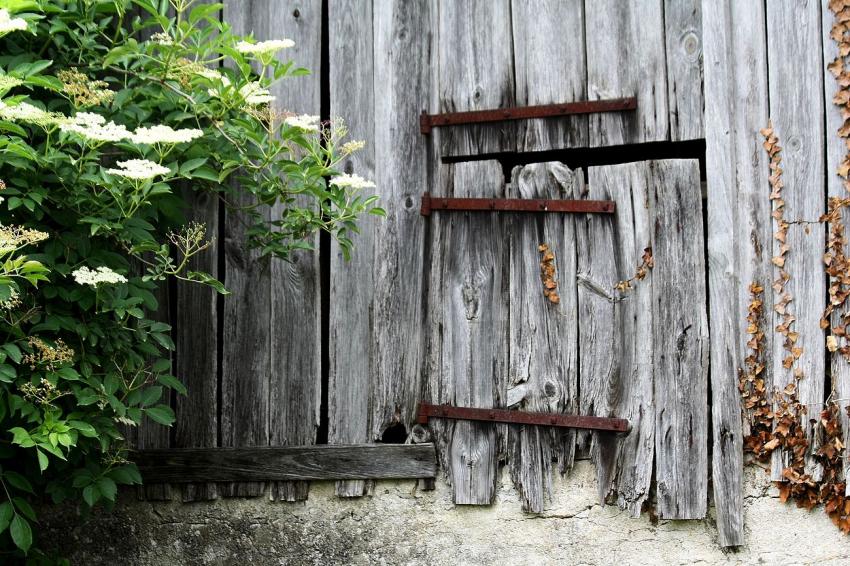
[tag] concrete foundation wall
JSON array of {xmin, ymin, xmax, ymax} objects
[{"xmin": 43, "ymin": 462, "xmax": 850, "ymax": 565}]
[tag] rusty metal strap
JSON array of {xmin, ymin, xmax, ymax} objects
[
  {"xmin": 420, "ymin": 193, "xmax": 615, "ymax": 216},
  {"xmin": 419, "ymin": 97, "xmax": 637, "ymax": 134},
  {"xmin": 417, "ymin": 403, "xmax": 630, "ymax": 434}
]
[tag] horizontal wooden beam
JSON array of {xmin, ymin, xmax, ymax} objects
[
  {"xmin": 420, "ymin": 193, "xmax": 615, "ymax": 216},
  {"xmin": 133, "ymin": 444, "xmax": 437, "ymax": 483},
  {"xmin": 419, "ymin": 97, "xmax": 637, "ymax": 134}
]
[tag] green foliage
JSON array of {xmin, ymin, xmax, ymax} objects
[{"xmin": 0, "ymin": 0, "xmax": 380, "ymax": 560}]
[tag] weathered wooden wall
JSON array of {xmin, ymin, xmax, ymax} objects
[{"xmin": 134, "ymin": 0, "xmax": 848, "ymax": 550}]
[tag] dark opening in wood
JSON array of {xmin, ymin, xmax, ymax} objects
[{"xmin": 380, "ymin": 422, "xmax": 408, "ymax": 444}]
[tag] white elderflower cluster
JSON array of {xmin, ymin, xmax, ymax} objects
[
  {"xmin": 341, "ymin": 140, "xmax": 366, "ymax": 155},
  {"xmin": 204, "ymin": 70, "xmax": 232, "ymax": 97},
  {"xmin": 0, "ymin": 76, "xmax": 22, "ymax": 91},
  {"xmin": 0, "ymin": 9, "xmax": 27, "ymax": 34},
  {"xmin": 239, "ymin": 82, "xmax": 275, "ymax": 105},
  {"xmin": 105, "ymin": 159, "xmax": 170, "ymax": 180},
  {"xmin": 61, "ymin": 112, "xmax": 131, "ymax": 142},
  {"xmin": 284, "ymin": 114, "xmax": 320, "ymax": 133},
  {"xmin": 1, "ymin": 288, "xmax": 20, "ymax": 311},
  {"xmin": 235, "ymin": 39, "xmax": 294, "ymax": 55},
  {"xmin": 131, "ymin": 124, "xmax": 203, "ymax": 145},
  {"xmin": 195, "ymin": 67, "xmax": 231, "ymax": 87},
  {"xmin": 330, "ymin": 173, "xmax": 376, "ymax": 190},
  {"xmin": 0, "ymin": 101, "xmax": 65, "ymax": 126},
  {"xmin": 72, "ymin": 266, "xmax": 127, "ymax": 287},
  {"xmin": 0, "ymin": 224, "xmax": 49, "ymax": 254},
  {"xmin": 150, "ymin": 32, "xmax": 174, "ymax": 46}
]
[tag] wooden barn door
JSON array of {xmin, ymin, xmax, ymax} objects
[{"xmin": 424, "ymin": 158, "xmax": 708, "ymax": 519}]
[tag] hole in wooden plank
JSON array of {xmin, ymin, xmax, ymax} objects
[{"xmin": 379, "ymin": 422, "xmax": 408, "ymax": 444}]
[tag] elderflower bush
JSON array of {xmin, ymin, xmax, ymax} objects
[{"xmin": 0, "ymin": 0, "xmax": 380, "ymax": 559}]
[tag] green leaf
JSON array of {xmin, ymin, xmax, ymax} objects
[
  {"xmin": 3, "ymin": 471, "xmax": 33, "ymax": 494},
  {"xmin": 144, "ymin": 404, "xmax": 175, "ymax": 426},
  {"xmin": 108, "ymin": 464, "xmax": 142, "ymax": 485},
  {"xmin": 10, "ymin": 515, "xmax": 31, "ymax": 553},
  {"xmin": 1, "ymin": 344, "xmax": 22, "ymax": 364},
  {"xmin": 8, "ymin": 427, "xmax": 32, "ymax": 447},
  {"xmin": 0, "ymin": 364, "xmax": 16, "ymax": 383},
  {"xmin": 187, "ymin": 165, "xmax": 220, "ymax": 182},
  {"xmin": 138, "ymin": 385, "xmax": 162, "ymax": 407},
  {"xmin": 69, "ymin": 420, "xmax": 97, "ymax": 438},
  {"xmin": 157, "ymin": 373, "xmax": 187, "ymax": 395},
  {"xmin": 36, "ymin": 448, "xmax": 48, "ymax": 472},
  {"xmin": 0, "ymin": 502, "xmax": 11, "ymax": 533},
  {"xmin": 96, "ymin": 477, "xmax": 117, "ymax": 501},
  {"xmin": 56, "ymin": 366, "xmax": 81, "ymax": 381},
  {"xmin": 179, "ymin": 157, "xmax": 207, "ymax": 175},
  {"xmin": 103, "ymin": 41, "xmax": 138, "ymax": 67},
  {"xmin": 82, "ymin": 484, "xmax": 99, "ymax": 506},
  {"xmin": 24, "ymin": 75, "xmax": 63, "ymax": 91},
  {"xmin": 12, "ymin": 497, "xmax": 35, "ymax": 521},
  {"xmin": 187, "ymin": 271, "xmax": 230, "ymax": 295}
]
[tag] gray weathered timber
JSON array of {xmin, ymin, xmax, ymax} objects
[
  {"xmin": 173, "ymin": 190, "xmax": 220, "ymax": 503},
  {"xmin": 664, "ymin": 0, "xmax": 704, "ymax": 141},
  {"xmin": 652, "ymin": 159, "xmax": 708, "ymax": 519},
  {"xmin": 425, "ymin": 161, "xmax": 507, "ymax": 505},
  {"xmin": 328, "ymin": 0, "xmax": 377, "ymax": 498},
  {"xmin": 703, "ymin": 0, "xmax": 769, "ymax": 546},
  {"xmin": 252, "ymin": 0, "xmax": 323, "ymax": 504},
  {"xmin": 576, "ymin": 166, "xmax": 621, "ymax": 502},
  {"xmin": 369, "ymin": 0, "xmax": 430, "ymax": 446},
  {"xmin": 591, "ymin": 163, "xmax": 655, "ymax": 516},
  {"xmin": 170, "ymin": 0, "xmax": 221, "ymax": 503},
  {"xmin": 585, "ymin": 0, "xmax": 668, "ymax": 146},
  {"xmin": 437, "ymin": 0, "xmax": 515, "ymax": 157},
  {"xmin": 219, "ymin": 0, "xmax": 272, "ymax": 498},
  {"xmin": 135, "ymin": 444, "xmax": 437, "ymax": 483},
  {"xmin": 507, "ymin": 162, "xmax": 580, "ymax": 513},
  {"xmin": 822, "ymin": 0, "xmax": 850, "ymax": 495},
  {"xmin": 766, "ymin": 0, "xmax": 826, "ymax": 482},
  {"xmin": 511, "ymin": 0, "xmax": 588, "ymax": 151}
]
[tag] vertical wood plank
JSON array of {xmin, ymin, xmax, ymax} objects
[
  {"xmin": 258, "ymin": 0, "xmax": 323, "ymax": 504},
  {"xmin": 589, "ymin": 163, "xmax": 656, "ymax": 516},
  {"xmin": 369, "ymin": 0, "xmax": 431, "ymax": 443},
  {"xmin": 171, "ymin": 0, "xmax": 221, "ymax": 503},
  {"xmin": 822, "ymin": 0, "xmax": 850, "ymax": 495},
  {"xmin": 511, "ymin": 0, "xmax": 588, "ymax": 151},
  {"xmin": 328, "ymin": 0, "xmax": 377, "ymax": 498},
  {"xmin": 576, "ymin": 167, "xmax": 621, "ymax": 502},
  {"xmin": 507, "ymin": 162, "xmax": 580, "ymax": 513},
  {"xmin": 173, "ymin": 191, "xmax": 219, "ymax": 502},
  {"xmin": 652, "ymin": 159, "xmax": 708, "ymax": 519},
  {"xmin": 766, "ymin": 0, "xmax": 826, "ymax": 481},
  {"xmin": 585, "ymin": 0, "xmax": 668, "ymax": 146},
  {"xmin": 426, "ymin": 161, "xmax": 507, "ymax": 505},
  {"xmin": 437, "ymin": 0, "xmax": 515, "ymax": 157},
  {"xmin": 219, "ymin": 0, "xmax": 273, "ymax": 498},
  {"xmin": 664, "ymin": 0, "xmax": 704, "ymax": 141},
  {"xmin": 703, "ymin": 0, "xmax": 769, "ymax": 546}
]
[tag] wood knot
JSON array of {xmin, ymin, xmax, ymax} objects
[{"xmin": 680, "ymin": 30, "xmax": 700, "ymax": 61}]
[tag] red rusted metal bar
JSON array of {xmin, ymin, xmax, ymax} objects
[
  {"xmin": 416, "ymin": 403, "xmax": 630, "ymax": 434},
  {"xmin": 420, "ymin": 192, "xmax": 615, "ymax": 216},
  {"xmin": 419, "ymin": 97, "xmax": 637, "ymax": 135}
]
